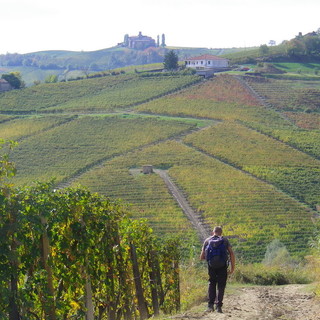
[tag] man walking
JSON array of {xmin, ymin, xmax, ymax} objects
[{"xmin": 200, "ymin": 226, "xmax": 235, "ymax": 313}]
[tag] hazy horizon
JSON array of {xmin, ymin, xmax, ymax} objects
[{"xmin": 1, "ymin": 0, "xmax": 320, "ymax": 55}]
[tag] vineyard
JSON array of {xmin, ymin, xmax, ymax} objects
[
  {"xmin": 73, "ymin": 140, "xmax": 316, "ymax": 261},
  {"xmin": 9, "ymin": 115, "xmax": 200, "ymax": 185},
  {"xmin": 72, "ymin": 147, "xmax": 199, "ymax": 244},
  {"xmin": 0, "ymin": 115, "xmax": 76, "ymax": 141},
  {"xmin": 0, "ymin": 74, "xmax": 200, "ymax": 113},
  {"xmin": 0, "ymin": 70, "xmax": 320, "ymax": 317},
  {"xmin": 243, "ymin": 76, "xmax": 320, "ymax": 113},
  {"xmin": 284, "ymin": 112, "xmax": 320, "ymax": 130},
  {"xmin": 135, "ymin": 75, "xmax": 299, "ymax": 127},
  {"xmin": 0, "ymin": 182, "xmax": 180, "ymax": 319},
  {"xmin": 184, "ymin": 121, "xmax": 320, "ymax": 210}
]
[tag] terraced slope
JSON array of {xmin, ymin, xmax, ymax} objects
[
  {"xmin": 0, "ymin": 74, "xmax": 200, "ymax": 113},
  {"xmin": 0, "ymin": 115, "xmax": 76, "ymax": 141},
  {"xmin": 242, "ymin": 76, "xmax": 320, "ymax": 113},
  {"xmin": 10, "ymin": 115, "xmax": 199, "ymax": 185},
  {"xmin": 0, "ymin": 72, "xmax": 318, "ymax": 262},
  {"xmin": 184, "ymin": 121, "xmax": 320, "ymax": 210},
  {"xmin": 73, "ymin": 140, "xmax": 315, "ymax": 261}
]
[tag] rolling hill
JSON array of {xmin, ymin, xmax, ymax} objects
[
  {"xmin": 0, "ymin": 68, "xmax": 319, "ymax": 262},
  {"xmin": 0, "ymin": 45, "xmax": 250, "ymax": 86}
]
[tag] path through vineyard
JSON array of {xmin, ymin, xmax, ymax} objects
[
  {"xmin": 170, "ymin": 284, "xmax": 320, "ymax": 320},
  {"xmin": 155, "ymin": 169, "xmax": 211, "ymax": 242}
]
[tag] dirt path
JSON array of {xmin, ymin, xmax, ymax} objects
[
  {"xmin": 170, "ymin": 284, "xmax": 320, "ymax": 320},
  {"xmin": 155, "ymin": 169, "xmax": 211, "ymax": 242}
]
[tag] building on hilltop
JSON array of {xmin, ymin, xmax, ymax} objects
[
  {"xmin": 0, "ymin": 79, "xmax": 13, "ymax": 92},
  {"xmin": 122, "ymin": 32, "xmax": 156, "ymax": 50},
  {"xmin": 185, "ymin": 54, "xmax": 229, "ymax": 78}
]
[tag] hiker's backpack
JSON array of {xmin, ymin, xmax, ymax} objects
[{"xmin": 205, "ymin": 236, "xmax": 228, "ymax": 269}]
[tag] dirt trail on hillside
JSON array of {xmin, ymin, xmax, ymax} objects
[
  {"xmin": 170, "ymin": 284, "xmax": 320, "ymax": 320},
  {"xmin": 154, "ymin": 169, "xmax": 211, "ymax": 242}
]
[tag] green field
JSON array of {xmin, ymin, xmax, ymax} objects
[
  {"xmin": 0, "ymin": 70, "xmax": 318, "ymax": 262},
  {"xmin": 273, "ymin": 62, "xmax": 320, "ymax": 74}
]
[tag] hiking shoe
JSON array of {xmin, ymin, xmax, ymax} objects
[
  {"xmin": 205, "ymin": 306, "xmax": 214, "ymax": 312},
  {"xmin": 216, "ymin": 305, "xmax": 223, "ymax": 313}
]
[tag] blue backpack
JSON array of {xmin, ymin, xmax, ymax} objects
[{"xmin": 205, "ymin": 236, "xmax": 228, "ymax": 269}]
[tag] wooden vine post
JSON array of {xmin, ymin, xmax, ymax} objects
[
  {"xmin": 40, "ymin": 216, "xmax": 56, "ymax": 320},
  {"xmin": 173, "ymin": 259, "xmax": 181, "ymax": 312},
  {"xmin": 105, "ymin": 245, "xmax": 117, "ymax": 320},
  {"xmin": 84, "ymin": 267, "xmax": 94, "ymax": 320},
  {"xmin": 7, "ymin": 192, "xmax": 21, "ymax": 320},
  {"xmin": 114, "ymin": 230, "xmax": 132, "ymax": 320},
  {"xmin": 148, "ymin": 250, "xmax": 160, "ymax": 316},
  {"xmin": 8, "ymin": 225, "xmax": 20, "ymax": 320},
  {"xmin": 80, "ymin": 215, "xmax": 94, "ymax": 320},
  {"xmin": 130, "ymin": 242, "xmax": 149, "ymax": 320}
]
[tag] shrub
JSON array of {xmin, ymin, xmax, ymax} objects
[
  {"xmin": 308, "ymin": 229, "xmax": 320, "ymax": 295},
  {"xmin": 232, "ymin": 263, "xmax": 312, "ymax": 285},
  {"xmin": 262, "ymin": 239, "xmax": 299, "ymax": 268}
]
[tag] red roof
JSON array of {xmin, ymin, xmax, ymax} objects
[{"xmin": 186, "ymin": 54, "xmax": 227, "ymax": 61}]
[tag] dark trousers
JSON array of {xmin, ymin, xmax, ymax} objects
[{"xmin": 208, "ymin": 265, "xmax": 228, "ymax": 307}]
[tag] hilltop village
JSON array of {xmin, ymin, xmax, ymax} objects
[{"xmin": 119, "ymin": 31, "xmax": 166, "ymax": 49}]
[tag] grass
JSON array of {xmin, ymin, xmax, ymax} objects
[
  {"xmin": 222, "ymin": 44, "xmax": 286, "ymax": 64},
  {"xmin": 273, "ymin": 62, "xmax": 320, "ymax": 74}
]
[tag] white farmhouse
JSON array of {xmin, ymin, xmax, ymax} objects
[{"xmin": 185, "ymin": 54, "xmax": 229, "ymax": 69}]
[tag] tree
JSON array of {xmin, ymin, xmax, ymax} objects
[
  {"xmin": 44, "ymin": 74, "xmax": 58, "ymax": 83},
  {"xmin": 286, "ymin": 39, "xmax": 306, "ymax": 56},
  {"xmin": 259, "ymin": 44, "xmax": 270, "ymax": 55},
  {"xmin": 1, "ymin": 72, "xmax": 25, "ymax": 89},
  {"xmin": 303, "ymin": 35, "xmax": 320, "ymax": 55},
  {"xmin": 163, "ymin": 50, "xmax": 178, "ymax": 70}
]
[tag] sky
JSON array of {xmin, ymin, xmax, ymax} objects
[{"xmin": 1, "ymin": 0, "xmax": 320, "ymax": 54}]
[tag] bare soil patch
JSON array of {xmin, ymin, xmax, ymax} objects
[{"xmin": 170, "ymin": 284, "xmax": 319, "ymax": 320}]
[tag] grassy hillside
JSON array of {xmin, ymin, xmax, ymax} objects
[
  {"xmin": 0, "ymin": 45, "xmax": 252, "ymax": 86},
  {"xmin": 0, "ymin": 70, "xmax": 319, "ymax": 262}
]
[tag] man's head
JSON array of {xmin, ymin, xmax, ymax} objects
[{"xmin": 213, "ymin": 226, "xmax": 223, "ymax": 236}]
